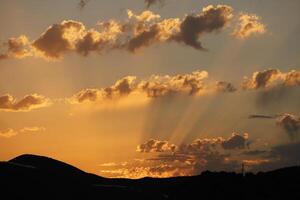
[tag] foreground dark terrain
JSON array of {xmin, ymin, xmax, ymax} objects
[{"xmin": 0, "ymin": 154, "xmax": 300, "ymax": 199}]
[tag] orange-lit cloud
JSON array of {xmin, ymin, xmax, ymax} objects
[
  {"xmin": 0, "ymin": 94, "xmax": 51, "ymax": 112},
  {"xmin": 0, "ymin": 35, "xmax": 32, "ymax": 59},
  {"xmin": 100, "ymin": 132, "xmax": 252, "ymax": 178},
  {"xmin": 233, "ymin": 13, "xmax": 266, "ymax": 39},
  {"xmin": 138, "ymin": 70, "xmax": 209, "ymax": 97},
  {"xmin": 69, "ymin": 76, "xmax": 137, "ymax": 104},
  {"xmin": 69, "ymin": 70, "xmax": 236, "ymax": 105},
  {"xmin": 32, "ymin": 20, "xmax": 86, "ymax": 59},
  {"xmin": 137, "ymin": 139, "xmax": 176, "ymax": 153},
  {"xmin": 0, "ymin": 126, "xmax": 45, "ymax": 138},
  {"xmin": 0, "ymin": 129, "xmax": 18, "ymax": 138},
  {"xmin": 1, "ymin": 5, "xmax": 266, "ymax": 61},
  {"xmin": 242, "ymin": 69, "xmax": 300, "ymax": 90}
]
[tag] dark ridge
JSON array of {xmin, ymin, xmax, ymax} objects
[
  {"xmin": 9, "ymin": 154, "xmax": 85, "ymax": 175},
  {"xmin": 1, "ymin": 154, "xmax": 300, "ymax": 200}
]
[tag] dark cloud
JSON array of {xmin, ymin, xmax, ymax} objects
[
  {"xmin": 78, "ymin": 0, "xmax": 90, "ymax": 10},
  {"xmin": 145, "ymin": 0, "xmax": 165, "ymax": 8},
  {"xmin": 171, "ymin": 5, "xmax": 233, "ymax": 49},
  {"xmin": 277, "ymin": 113, "xmax": 300, "ymax": 141},
  {"xmin": 253, "ymin": 142, "xmax": 300, "ymax": 172},
  {"xmin": 215, "ymin": 81, "xmax": 237, "ymax": 92},
  {"xmin": 221, "ymin": 133, "xmax": 250, "ymax": 150},
  {"xmin": 32, "ymin": 20, "xmax": 85, "ymax": 59},
  {"xmin": 241, "ymin": 150, "xmax": 268, "ymax": 156},
  {"xmin": 0, "ymin": 94, "xmax": 51, "ymax": 112},
  {"xmin": 248, "ymin": 114, "xmax": 275, "ymax": 119}
]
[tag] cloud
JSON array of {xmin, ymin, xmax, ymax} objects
[
  {"xmin": 276, "ymin": 113, "xmax": 300, "ymax": 141},
  {"xmin": 0, "ymin": 35, "xmax": 32, "ymax": 59},
  {"xmin": 125, "ymin": 10, "xmax": 181, "ymax": 52},
  {"xmin": 215, "ymin": 81, "xmax": 237, "ymax": 92},
  {"xmin": 0, "ymin": 126, "xmax": 45, "ymax": 138},
  {"xmin": 138, "ymin": 70, "xmax": 209, "ymax": 97},
  {"xmin": 20, "ymin": 126, "xmax": 46, "ymax": 133},
  {"xmin": 171, "ymin": 5, "xmax": 233, "ymax": 50},
  {"xmin": 69, "ymin": 76, "xmax": 136, "ymax": 104},
  {"xmin": 242, "ymin": 69, "xmax": 282, "ymax": 90},
  {"xmin": 233, "ymin": 13, "xmax": 266, "ymax": 39},
  {"xmin": 0, "ymin": 129, "xmax": 18, "ymax": 138},
  {"xmin": 0, "ymin": 94, "xmax": 51, "ymax": 112},
  {"xmin": 130, "ymin": 132, "xmax": 251, "ymax": 177},
  {"xmin": 241, "ymin": 150, "xmax": 268, "ymax": 156},
  {"xmin": 242, "ymin": 69, "xmax": 300, "ymax": 90},
  {"xmin": 252, "ymin": 142, "xmax": 300, "ymax": 172},
  {"xmin": 100, "ymin": 132, "xmax": 268, "ymax": 178},
  {"xmin": 144, "ymin": 0, "xmax": 165, "ymax": 8},
  {"xmin": 137, "ymin": 139, "xmax": 176, "ymax": 153},
  {"xmin": 248, "ymin": 113, "xmax": 300, "ymax": 141},
  {"xmin": 1, "ymin": 4, "xmax": 247, "ymax": 60},
  {"xmin": 78, "ymin": 0, "xmax": 90, "ymax": 10},
  {"xmin": 32, "ymin": 20, "xmax": 86, "ymax": 59},
  {"xmin": 248, "ymin": 114, "xmax": 275, "ymax": 119},
  {"xmin": 69, "ymin": 70, "xmax": 236, "ymax": 105},
  {"xmin": 221, "ymin": 133, "xmax": 250, "ymax": 150}
]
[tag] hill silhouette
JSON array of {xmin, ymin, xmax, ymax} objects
[{"xmin": 1, "ymin": 154, "xmax": 300, "ymax": 199}]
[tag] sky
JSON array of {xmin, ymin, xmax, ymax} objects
[{"xmin": 0, "ymin": 0, "xmax": 300, "ymax": 178}]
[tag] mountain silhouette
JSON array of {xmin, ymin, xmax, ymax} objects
[{"xmin": 1, "ymin": 154, "xmax": 300, "ymax": 199}]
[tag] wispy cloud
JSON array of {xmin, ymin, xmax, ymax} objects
[{"xmin": 0, "ymin": 126, "xmax": 45, "ymax": 138}]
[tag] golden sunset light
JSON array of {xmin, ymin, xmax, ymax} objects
[{"xmin": 1, "ymin": 1, "xmax": 300, "ymax": 199}]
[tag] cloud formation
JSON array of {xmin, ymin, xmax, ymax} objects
[
  {"xmin": 0, "ymin": 126, "xmax": 45, "ymax": 138},
  {"xmin": 248, "ymin": 114, "xmax": 275, "ymax": 119},
  {"xmin": 137, "ymin": 133, "xmax": 251, "ymax": 155},
  {"xmin": 0, "ymin": 129, "xmax": 18, "ymax": 138},
  {"xmin": 78, "ymin": 0, "xmax": 90, "ymax": 10},
  {"xmin": 69, "ymin": 70, "xmax": 236, "ymax": 104},
  {"xmin": 102, "ymin": 132, "xmax": 252, "ymax": 178},
  {"xmin": 138, "ymin": 70, "xmax": 209, "ymax": 97},
  {"xmin": 137, "ymin": 139, "xmax": 176, "ymax": 152},
  {"xmin": 0, "ymin": 35, "xmax": 32, "ymax": 59},
  {"xmin": 2, "ymin": 4, "xmax": 267, "ymax": 61},
  {"xmin": 221, "ymin": 133, "xmax": 250, "ymax": 150},
  {"xmin": 172, "ymin": 5, "xmax": 233, "ymax": 50},
  {"xmin": 0, "ymin": 94, "xmax": 51, "ymax": 112},
  {"xmin": 69, "ymin": 76, "xmax": 136, "ymax": 104},
  {"xmin": 144, "ymin": 0, "xmax": 165, "ymax": 8},
  {"xmin": 242, "ymin": 69, "xmax": 300, "ymax": 90},
  {"xmin": 215, "ymin": 81, "xmax": 237, "ymax": 92},
  {"xmin": 233, "ymin": 13, "xmax": 266, "ymax": 39},
  {"xmin": 276, "ymin": 113, "xmax": 300, "ymax": 141}
]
